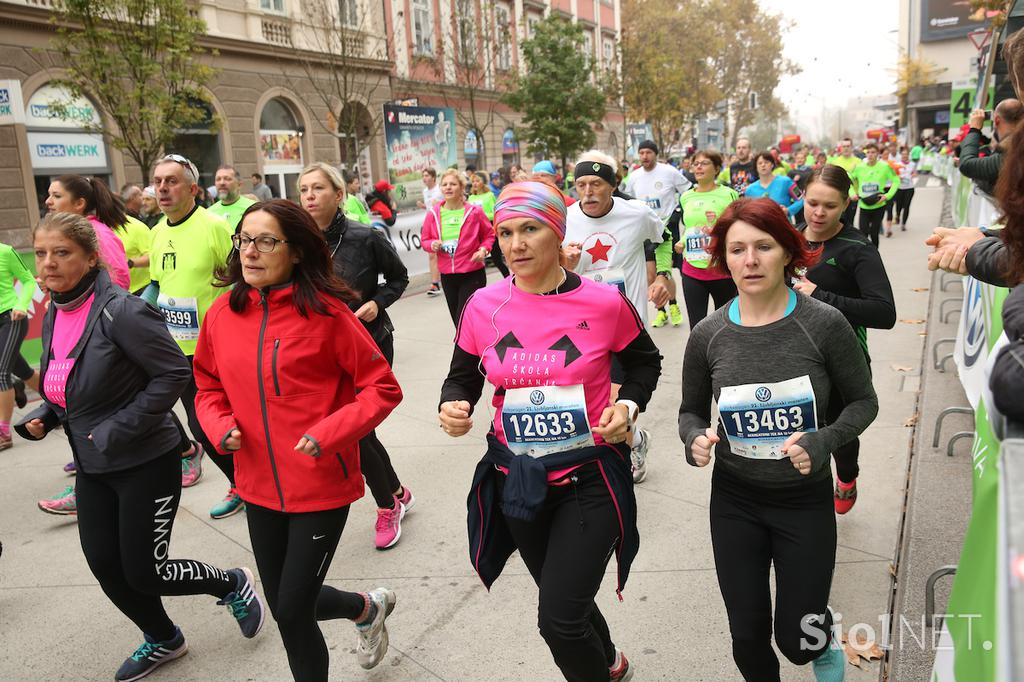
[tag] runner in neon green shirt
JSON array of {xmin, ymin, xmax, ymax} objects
[
  {"xmin": 467, "ymin": 172, "xmax": 496, "ymax": 221},
  {"xmin": 0, "ymin": 244, "xmax": 36, "ymax": 316},
  {"xmin": 342, "ymin": 170, "xmax": 373, "ymax": 225},
  {"xmin": 115, "ymin": 215, "xmax": 154, "ymax": 294},
  {"xmin": 849, "ymin": 143, "xmax": 898, "ymax": 247},
  {"xmin": 0, "ymin": 241, "xmax": 36, "ymax": 449},
  {"xmin": 208, "ymin": 165, "xmax": 256, "ymax": 232}
]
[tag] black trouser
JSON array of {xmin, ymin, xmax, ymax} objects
[
  {"xmin": 246, "ymin": 503, "xmax": 367, "ymax": 682},
  {"xmin": 841, "ymin": 202, "xmax": 857, "ymax": 231},
  {"xmin": 827, "ymin": 363, "xmax": 870, "ymax": 483},
  {"xmin": 710, "ymin": 468, "xmax": 836, "ymax": 682},
  {"xmin": 681, "ymin": 272, "xmax": 737, "ymax": 330},
  {"xmin": 490, "ymin": 239, "xmax": 510, "ymax": 277},
  {"xmin": 440, "ymin": 269, "xmax": 487, "ymax": 325},
  {"xmin": 894, "ymin": 188, "xmax": 915, "ymax": 225},
  {"xmin": 76, "ymin": 452, "xmax": 235, "ymax": 642},
  {"xmin": 500, "ymin": 463, "xmax": 621, "ymax": 682},
  {"xmin": 359, "ymin": 333, "xmax": 402, "ymax": 509},
  {"xmin": 858, "ymin": 206, "xmax": 886, "ymax": 247},
  {"xmin": 183, "ymin": 355, "xmax": 234, "ymax": 486},
  {"xmin": 0, "ymin": 312, "xmax": 33, "ymax": 391}
]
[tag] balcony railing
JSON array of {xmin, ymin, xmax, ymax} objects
[{"xmin": 262, "ymin": 18, "xmax": 291, "ymax": 45}]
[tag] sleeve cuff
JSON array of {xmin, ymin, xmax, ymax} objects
[{"xmin": 302, "ymin": 433, "xmax": 322, "ymax": 457}]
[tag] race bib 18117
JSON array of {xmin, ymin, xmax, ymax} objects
[
  {"xmin": 501, "ymin": 384, "xmax": 595, "ymax": 457},
  {"xmin": 718, "ymin": 375, "xmax": 817, "ymax": 460}
]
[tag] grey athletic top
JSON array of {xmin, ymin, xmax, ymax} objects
[{"xmin": 678, "ymin": 292, "xmax": 878, "ymax": 488}]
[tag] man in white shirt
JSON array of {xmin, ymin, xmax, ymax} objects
[
  {"xmin": 625, "ymin": 139, "xmax": 692, "ymax": 327},
  {"xmin": 417, "ymin": 167, "xmax": 444, "ymax": 296},
  {"xmin": 564, "ymin": 149, "xmax": 668, "ymax": 484}
]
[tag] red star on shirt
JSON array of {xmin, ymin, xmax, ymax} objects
[{"xmin": 586, "ymin": 239, "xmax": 612, "ymax": 263}]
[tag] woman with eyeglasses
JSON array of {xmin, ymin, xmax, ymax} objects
[
  {"xmin": 674, "ymin": 150, "xmax": 740, "ymax": 329},
  {"xmin": 298, "ymin": 163, "xmax": 416, "ymax": 551},
  {"xmin": 194, "ymin": 200, "xmax": 403, "ymax": 680}
]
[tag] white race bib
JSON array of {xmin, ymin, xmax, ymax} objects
[
  {"xmin": 682, "ymin": 227, "xmax": 712, "ymax": 264},
  {"xmin": 582, "ymin": 267, "xmax": 626, "ymax": 295},
  {"xmin": 860, "ymin": 182, "xmax": 880, "ymax": 196},
  {"xmin": 718, "ymin": 376, "xmax": 817, "ymax": 460},
  {"xmin": 440, "ymin": 239, "xmax": 458, "ymax": 256},
  {"xmin": 501, "ymin": 384, "xmax": 595, "ymax": 457},
  {"xmin": 157, "ymin": 294, "xmax": 200, "ymax": 342}
]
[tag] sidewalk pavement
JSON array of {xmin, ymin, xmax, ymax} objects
[{"xmin": 0, "ymin": 184, "xmax": 943, "ymax": 681}]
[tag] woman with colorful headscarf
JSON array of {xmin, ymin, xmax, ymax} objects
[{"xmin": 437, "ymin": 182, "xmax": 662, "ymax": 681}]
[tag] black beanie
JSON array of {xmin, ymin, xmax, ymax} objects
[{"xmin": 638, "ymin": 139, "xmax": 658, "ymax": 155}]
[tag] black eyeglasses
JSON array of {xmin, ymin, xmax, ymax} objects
[{"xmin": 231, "ymin": 234, "xmax": 290, "ymax": 253}]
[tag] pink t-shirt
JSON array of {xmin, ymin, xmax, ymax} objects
[
  {"xmin": 456, "ymin": 276, "xmax": 642, "ymax": 478},
  {"xmin": 43, "ymin": 293, "xmax": 95, "ymax": 408},
  {"xmin": 88, "ymin": 216, "xmax": 131, "ymax": 290}
]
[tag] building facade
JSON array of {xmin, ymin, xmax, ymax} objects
[{"xmin": 0, "ymin": 0, "xmax": 623, "ymax": 247}]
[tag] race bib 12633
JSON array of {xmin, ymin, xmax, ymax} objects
[
  {"xmin": 717, "ymin": 375, "xmax": 817, "ymax": 460},
  {"xmin": 501, "ymin": 384, "xmax": 595, "ymax": 457},
  {"xmin": 582, "ymin": 267, "xmax": 626, "ymax": 295}
]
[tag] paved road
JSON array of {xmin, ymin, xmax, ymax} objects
[{"xmin": 0, "ymin": 184, "xmax": 942, "ymax": 681}]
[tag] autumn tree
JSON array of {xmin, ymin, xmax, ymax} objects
[
  {"xmin": 287, "ymin": 0, "xmax": 390, "ymax": 172},
  {"xmin": 48, "ymin": 0, "xmax": 216, "ymax": 182},
  {"xmin": 503, "ymin": 14, "xmax": 606, "ymax": 171},
  {"xmin": 893, "ymin": 55, "xmax": 942, "ymax": 128}
]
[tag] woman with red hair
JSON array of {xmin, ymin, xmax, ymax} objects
[{"xmin": 678, "ymin": 197, "xmax": 878, "ymax": 682}]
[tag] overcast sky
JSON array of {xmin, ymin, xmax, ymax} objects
[{"xmin": 758, "ymin": 0, "xmax": 900, "ymax": 136}]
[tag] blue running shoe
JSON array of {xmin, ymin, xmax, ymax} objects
[
  {"xmin": 811, "ymin": 638, "xmax": 846, "ymax": 682},
  {"xmin": 114, "ymin": 627, "xmax": 187, "ymax": 681},
  {"xmin": 218, "ymin": 567, "xmax": 265, "ymax": 639},
  {"xmin": 210, "ymin": 488, "xmax": 245, "ymax": 519}
]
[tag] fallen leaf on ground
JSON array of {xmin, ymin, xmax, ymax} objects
[
  {"xmin": 911, "ymin": 287, "xmax": 929, "ymax": 292},
  {"xmin": 842, "ymin": 632, "xmax": 884, "ymax": 668},
  {"xmin": 903, "ymin": 414, "xmax": 919, "ymax": 427},
  {"xmin": 889, "ymin": 562, "xmax": 898, "ymax": 577},
  {"xmin": 891, "ymin": 364, "xmax": 914, "ymax": 372},
  {"xmin": 919, "ymin": 331, "xmax": 928, "ymax": 336},
  {"xmin": 900, "ymin": 319, "xmax": 926, "ymax": 324}
]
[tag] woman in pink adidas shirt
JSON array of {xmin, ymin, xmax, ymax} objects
[{"xmin": 438, "ymin": 182, "xmax": 661, "ymax": 681}]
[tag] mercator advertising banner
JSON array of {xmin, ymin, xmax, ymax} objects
[{"xmin": 383, "ymin": 104, "xmax": 456, "ymax": 209}]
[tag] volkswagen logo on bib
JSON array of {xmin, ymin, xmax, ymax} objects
[
  {"xmin": 755, "ymin": 387, "xmax": 772, "ymax": 402},
  {"xmin": 530, "ymin": 390, "xmax": 545, "ymax": 405}
]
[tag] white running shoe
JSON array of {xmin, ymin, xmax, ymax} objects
[
  {"xmin": 631, "ymin": 428, "xmax": 649, "ymax": 484},
  {"xmin": 355, "ymin": 587, "xmax": 396, "ymax": 669}
]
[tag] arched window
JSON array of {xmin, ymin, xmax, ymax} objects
[{"xmin": 258, "ymin": 97, "xmax": 305, "ymax": 201}]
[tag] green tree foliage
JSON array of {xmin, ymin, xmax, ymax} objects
[
  {"xmin": 502, "ymin": 14, "xmax": 606, "ymax": 170},
  {"xmin": 49, "ymin": 0, "xmax": 216, "ymax": 182}
]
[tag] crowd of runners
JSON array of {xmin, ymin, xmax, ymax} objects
[{"xmin": 0, "ymin": 129, "xmax": 935, "ymax": 681}]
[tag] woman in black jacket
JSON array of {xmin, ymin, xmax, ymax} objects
[
  {"xmin": 17, "ymin": 212, "xmax": 265, "ymax": 682},
  {"xmin": 297, "ymin": 163, "xmax": 415, "ymax": 550}
]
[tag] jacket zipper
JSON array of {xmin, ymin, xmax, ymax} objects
[
  {"xmin": 272, "ymin": 338, "xmax": 281, "ymax": 396},
  {"xmin": 257, "ymin": 292, "xmax": 287, "ymax": 511}
]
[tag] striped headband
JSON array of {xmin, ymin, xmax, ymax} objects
[{"xmin": 494, "ymin": 181, "xmax": 567, "ymax": 241}]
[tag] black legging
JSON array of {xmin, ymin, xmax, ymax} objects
[
  {"xmin": 76, "ymin": 452, "xmax": 235, "ymax": 642},
  {"xmin": 858, "ymin": 206, "xmax": 886, "ymax": 247},
  {"xmin": 680, "ymin": 272, "xmax": 737, "ymax": 330},
  {"xmin": 894, "ymin": 188, "xmax": 915, "ymax": 225},
  {"xmin": 710, "ymin": 468, "xmax": 836, "ymax": 681},
  {"xmin": 826, "ymin": 361, "xmax": 870, "ymax": 484},
  {"xmin": 359, "ymin": 333, "xmax": 402, "ymax": 509},
  {"xmin": 500, "ymin": 463, "xmax": 621, "ymax": 682},
  {"xmin": 246, "ymin": 503, "xmax": 367, "ymax": 682},
  {"xmin": 0, "ymin": 312, "xmax": 33, "ymax": 391},
  {"xmin": 440, "ymin": 269, "xmax": 487, "ymax": 325},
  {"xmin": 183, "ymin": 355, "xmax": 234, "ymax": 485}
]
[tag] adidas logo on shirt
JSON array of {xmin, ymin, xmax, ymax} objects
[
  {"xmin": 826, "ymin": 257, "xmax": 837, "ymax": 266},
  {"xmin": 576, "ymin": 321, "xmax": 590, "ymax": 331}
]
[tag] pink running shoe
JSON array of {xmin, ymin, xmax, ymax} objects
[
  {"xmin": 397, "ymin": 485, "xmax": 415, "ymax": 513},
  {"xmin": 38, "ymin": 485, "xmax": 77, "ymax": 515},
  {"xmin": 374, "ymin": 499, "xmax": 406, "ymax": 550},
  {"xmin": 181, "ymin": 442, "xmax": 204, "ymax": 488}
]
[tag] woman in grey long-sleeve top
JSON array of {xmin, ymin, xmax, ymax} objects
[{"xmin": 677, "ymin": 197, "xmax": 878, "ymax": 682}]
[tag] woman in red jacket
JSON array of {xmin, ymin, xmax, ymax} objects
[
  {"xmin": 420, "ymin": 168, "xmax": 495, "ymax": 324},
  {"xmin": 193, "ymin": 200, "xmax": 403, "ymax": 681}
]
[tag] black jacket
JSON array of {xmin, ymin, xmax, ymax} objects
[
  {"xmin": 323, "ymin": 211, "xmax": 409, "ymax": 347},
  {"xmin": 967, "ymin": 234, "xmax": 1009, "ymax": 287},
  {"xmin": 15, "ymin": 269, "xmax": 190, "ymax": 474},
  {"xmin": 958, "ymin": 129, "xmax": 1001, "ymax": 197},
  {"xmin": 993, "ymin": 284, "xmax": 1024, "ymax": 423}
]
